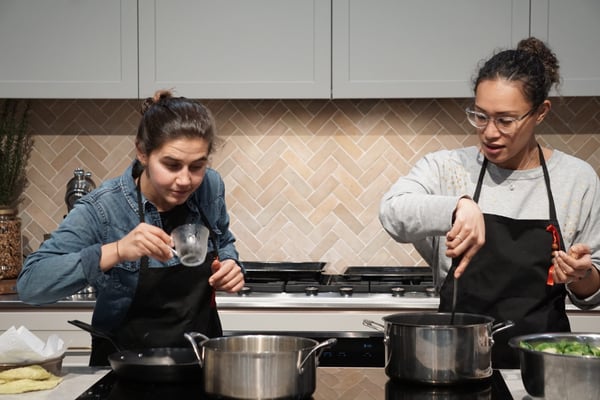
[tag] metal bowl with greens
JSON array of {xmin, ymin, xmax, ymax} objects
[
  {"xmin": 509, "ymin": 333, "xmax": 600, "ymax": 399},
  {"xmin": 519, "ymin": 338, "xmax": 600, "ymax": 356}
]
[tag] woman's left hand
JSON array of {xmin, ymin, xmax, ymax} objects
[
  {"xmin": 208, "ymin": 258, "xmax": 245, "ymax": 293},
  {"xmin": 552, "ymin": 243, "xmax": 593, "ymax": 284}
]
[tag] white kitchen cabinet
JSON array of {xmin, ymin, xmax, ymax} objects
[
  {"xmin": 138, "ymin": 0, "xmax": 331, "ymax": 99},
  {"xmin": 0, "ymin": 0, "xmax": 138, "ymax": 99},
  {"xmin": 531, "ymin": 0, "xmax": 600, "ymax": 96},
  {"xmin": 332, "ymin": 0, "xmax": 530, "ymax": 98},
  {"xmin": 2, "ymin": 1, "xmax": 598, "ymax": 100}
]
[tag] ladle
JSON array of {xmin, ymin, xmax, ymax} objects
[
  {"xmin": 449, "ymin": 255, "xmax": 460, "ymax": 325},
  {"xmin": 449, "ymin": 276, "xmax": 458, "ymax": 325}
]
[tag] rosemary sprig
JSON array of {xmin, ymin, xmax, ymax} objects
[{"xmin": 0, "ymin": 100, "xmax": 33, "ymax": 209}]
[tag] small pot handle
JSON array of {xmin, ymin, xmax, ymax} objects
[
  {"xmin": 297, "ymin": 338, "xmax": 337, "ymax": 373},
  {"xmin": 491, "ymin": 320, "xmax": 515, "ymax": 336},
  {"xmin": 362, "ymin": 319, "xmax": 385, "ymax": 332},
  {"xmin": 183, "ymin": 332, "xmax": 209, "ymax": 368}
]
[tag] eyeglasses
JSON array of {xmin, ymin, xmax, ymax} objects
[{"xmin": 465, "ymin": 107, "xmax": 536, "ymax": 135}]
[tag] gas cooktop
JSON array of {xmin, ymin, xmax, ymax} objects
[{"xmin": 240, "ymin": 263, "xmax": 436, "ymax": 298}]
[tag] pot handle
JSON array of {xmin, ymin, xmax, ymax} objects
[
  {"xmin": 297, "ymin": 338, "xmax": 337, "ymax": 374},
  {"xmin": 491, "ymin": 320, "xmax": 515, "ymax": 336},
  {"xmin": 362, "ymin": 319, "xmax": 385, "ymax": 332},
  {"xmin": 183, "ymin": 332, "xmax": 209, "ymax": 368}
]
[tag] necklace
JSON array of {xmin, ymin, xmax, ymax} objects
[{"xmin": 522, "ymin": 146, "xmax": 540, "ymax": 169}]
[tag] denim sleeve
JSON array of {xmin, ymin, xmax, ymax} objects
[
  {"xmin": 198, "ymin": 170, "xmax": 240, "ymax": 265},
  {"xmin": 17, "ymin": 204, "xmax": 105, "ymax": 305},
  {"xmin": 214, "ymin": 181, "xmax": 239, "ymax": 264}
]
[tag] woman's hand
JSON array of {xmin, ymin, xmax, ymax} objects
[
  {"xmin": 445, "ymin": 197, "xmax": 486, "ymax": 278},
  {"xmin": 101, "ymin": 223, "xmax": 173, "ymax": 272},
  {"xmin": 209, "ymin": 259, "xmax": 245, "ymax": 293},
  {"xmin": 553, "ymin": 243, "xmax": 600, "ymax": 298}
]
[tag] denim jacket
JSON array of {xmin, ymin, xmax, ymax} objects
[{"xmin": 17, "ymin": 161, "xmax": 239, "ymax": 331}]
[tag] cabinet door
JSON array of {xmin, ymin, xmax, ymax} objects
[
  {"xmin": 332, "ymin": 0, "xmax": 530, "ymax": 98},
  {"xmin": 531, "ymin": 0, "xmax": 600, "ymax": 96},
  {"xmin": 139, "ymin": 0, "xmax": 331, "ymax": 99},
  {"xmin": 0, "ymin": 0, "xmax": 138, "ymax": 98}
]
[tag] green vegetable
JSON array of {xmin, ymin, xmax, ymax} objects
[{"xmin": 520, "ymin": 340, "xmax": 600, "ymax": 357}]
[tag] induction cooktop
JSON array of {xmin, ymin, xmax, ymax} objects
[{"xmin": 76, "ymin": 369, "xmax": 512, "ymax": 400}]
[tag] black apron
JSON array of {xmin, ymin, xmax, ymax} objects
[
  {"xmin": 90, "ymin": 174, "xmax": 222, "ymax": 366},
  {"xmin": 438, "ymin": 146, "xmax": 570, "ymax": 369}
]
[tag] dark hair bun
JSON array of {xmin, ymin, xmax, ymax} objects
[
  {"xmin": 517, "ymin": 37, "xmax": 560, "ymax": 85},
  {"xmin": 141, "ymin": 89, "xmax": 174, "ymax": 115}
]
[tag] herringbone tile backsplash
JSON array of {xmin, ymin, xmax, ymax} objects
[{"xmin": 15, "ymin": 97, "xmax": 600, "ymax": 272}]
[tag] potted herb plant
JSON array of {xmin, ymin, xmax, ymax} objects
[{"xmin": 0, "ymin": 99, "xmax": 33, "ymax": 281}]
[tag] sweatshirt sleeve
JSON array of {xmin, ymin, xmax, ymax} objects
[
  {"xmin": 379, "ymin": 152, "xmax": 468, "ymax": 243},
  {"xmin": 562, "ymin": 161, "xmax": 600, "ymax": 309}
]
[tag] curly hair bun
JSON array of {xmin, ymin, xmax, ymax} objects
[{"xmin": 517, "ymin": 37, "xmax": 560, "ymax": 85}]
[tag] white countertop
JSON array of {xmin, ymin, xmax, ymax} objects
[{"xmin": 3, "ymin": 367, "xmax": 108, "ymax": 400}]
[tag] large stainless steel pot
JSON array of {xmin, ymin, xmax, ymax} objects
[
  {"xmin": 509, "ymin": 332, "xmax": 600, "ymax": 400},
  {"xmin": 364, "ymin": 312, "xmax": 513, "ymax": 384},
  {"xmin": 185, "ymin": 332, "xmax": 336, "ymax": 400}
]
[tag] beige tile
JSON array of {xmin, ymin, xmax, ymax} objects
[{"xmin": 10, "ymin": 97, "xmax": 599, "ymax": 269}]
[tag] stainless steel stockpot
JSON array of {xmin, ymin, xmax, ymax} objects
[
  {"xmin": 185, "ymin": 332, "xmax": 336, "ymax": 400},
  {"xmin": 364, "ymin": 312, "xmax": 513, "ymax": 384}
]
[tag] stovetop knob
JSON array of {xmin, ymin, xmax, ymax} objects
[
  {"xmin": 425, "ymin": 287, "xmax": 437, "ymax": 297},
  {"xmin": 339, "ymin": 286, "xmax": 353, "ymax": 297},
  {"xmin": 305, "ymin": 286, "xmax": 319, "ymax": 296},
  {"xmin": 390, "ymin": 287, "xmax": 405, "ymax": 297}
]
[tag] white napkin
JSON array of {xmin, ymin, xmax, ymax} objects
[{"xmin": 0, "ymin": 326, "xmax": 65, "ymax": 364}]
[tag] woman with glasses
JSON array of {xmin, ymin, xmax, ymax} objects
[{"xmin": 379, "ymin": 37, "xmax": 600, "ymax": 368}]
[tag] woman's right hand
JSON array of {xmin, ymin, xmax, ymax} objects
[
  {"xmin": 445, "ymin": 197, "xmax": 486, "ymax": 278},
  {"xmin": 101, "ymin": 223, "xmax": 173, "ymax": 271}
]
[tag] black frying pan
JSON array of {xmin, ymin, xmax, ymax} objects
[{"xmin": 68, "ymin": 320, "xmax": 201, "ymax": 383}]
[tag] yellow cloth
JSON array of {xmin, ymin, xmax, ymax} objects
[{"xmin": 0, "ymin": 365, "xmax": 62, "ymax": 394}]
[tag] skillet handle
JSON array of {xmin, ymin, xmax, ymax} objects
[
  {"xmin": 183, "ymin": 332, "xmax": 209, "ymax": 368},
  {"xmin": 67, "ymin": 319, "xmax": 122, "ymax": 352}
]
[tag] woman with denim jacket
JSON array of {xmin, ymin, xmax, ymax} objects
[{"xmin": 17, "ymin": 90, "xmax": 245, "ymax": 365}]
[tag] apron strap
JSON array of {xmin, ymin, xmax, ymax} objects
[{"xmin": 135, "ymin": 169, "xmax": 149, "ymax": 269}]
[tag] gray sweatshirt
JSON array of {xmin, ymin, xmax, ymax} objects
[{"xmin": 379, "ymin": 146, "xmax": 600, "ymax": 309}]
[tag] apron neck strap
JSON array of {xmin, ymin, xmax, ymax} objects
[{"xmin": 135, "ymin": 173, "xmax": 150, "ymax": 269}]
